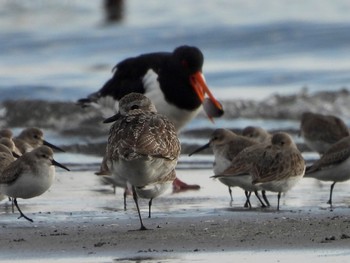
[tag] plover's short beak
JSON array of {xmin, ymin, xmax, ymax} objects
[
  {"xmin": 188, "ymin": 142, "xmax": 210, "ymax": 156},
  {"xmin": 103, "ymin": 113, "xmax": 122, "ymax": 124},
  {"xmin": 52, "ymin": 159, "xmax": 70, "ymax": 171},
  {"xmin": 190, "ymin": 72, "xmax": 224, "ymax": 121},
  {"xmin": 43, "ymin": 140, "xmax": 65, "ymax": 152}
]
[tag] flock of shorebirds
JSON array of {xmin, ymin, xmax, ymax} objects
[{"xmin": 1, "ymin": 45, "xmax": 349, "ymax": 231}]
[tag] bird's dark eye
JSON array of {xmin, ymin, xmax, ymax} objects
[
  {"xmin": 131, "ymin": 105, "xmax": 139, "ymax": 110},
  {"xmin": 41, "ymin": 154, "xmax": 47, "ymax": 158}
]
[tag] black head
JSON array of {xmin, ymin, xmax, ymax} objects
[{"xmin": 173, "ymin": 46, "xmax": 204, "ymax": 74}]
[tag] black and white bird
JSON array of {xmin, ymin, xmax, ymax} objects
[{"xmin": 77, "ymin": 45, "xmax": 223, "ymax": 130}]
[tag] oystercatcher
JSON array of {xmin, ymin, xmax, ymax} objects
[
  {"xmin": 78, "ymin": 45, "xmax": 223, "ymax": 128},
  {"xmin": 78, "ymin": 45, "xmax": 223, "ymax": 190}
]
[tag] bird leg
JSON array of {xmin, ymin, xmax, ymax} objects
[
  {"xmin": 277, "ymin": 192, "xmax": 281, "ymax": 211},
  {"xmin": 254, "ymin": 190, "xmax": 266, "ymax": 208},
  {"xmin": 244, "ymin": 191, "xmax": 252, "ymax": 208},
  {"xmin": 262, "ymin": 190, "xmax": 270, "ymax": 207},
  {"xmin": 131, "ymin": 186, "xmax": 148, "ymax": 231},
  {"xmin": 327, "ymin": 182, "xmax": 336, "ymax": 209},
  {"xmin": 123, "ymin": 187, "xmax": 127, "ymax": 211},
  {"xmin": 148, "ymin": 198, "xmax": 153, "ymax": 218},
  {"xmin": 228, "ymin": 187, "xmax": 233, "ymax": 206},
  {"xmin": 14, "ymin": 198, "xmax": 33, "ymax": 222}
]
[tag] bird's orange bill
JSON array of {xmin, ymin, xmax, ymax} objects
[
  {"xmin": 190, "ymin": 72, "xmax": 224, "ymax": 121},
  {"xmin": 52, "ymin": 159, "xmax": 70, "ymax": 171}
]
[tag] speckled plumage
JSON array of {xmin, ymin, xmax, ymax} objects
[{"xmin": 105, "ymin": 93, "xmax": 180, "ymax": 230}]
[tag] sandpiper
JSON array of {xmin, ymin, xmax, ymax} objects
[
  {"xmin": 0, "ymin": 143, "xmax": 16, "ymax": 202},
  {"xmin": 78, "ymin": 45, "xmax": 223, "ymax": 191},
  {"xmin": 300, "ymin": 112, "xmax": 349, "ymax": 155},
  {"xmin": 0, "ymin": 129, "xmax": 22, "ymax": 156},
  {"xmin": 305, "ymin": 136, "xmax": 350, "ymax": 208},
  {"xmin": 189, "ymin": 128, "xmax": 269, "ymax": 207},
  {"xmin": 242, "ymin": 126, "xmax": 272, "ymax": 143},
  {"xmin": 0, "ymin": 146, "xmax": 70, "ymax": 222},
  {"xmin": 104, "ymin": 93, "xmax": 181, "ymax": 230},
  {"xmin": 216, "ymin": 132, "xmax": 305, "ymax": 210},
  {"xmin": 13, "ymin": 127, "xmax": 65, "ymax": 154}
]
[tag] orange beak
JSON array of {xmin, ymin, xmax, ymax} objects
[{"xmin": 190, "ymin": 72, "xmax": 224, "ymax": 121}]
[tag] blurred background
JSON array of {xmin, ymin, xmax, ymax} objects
[
  {"xmin": 1, "ymin": 0, "xmax": 350, "ymax": 101},
  {"xmin": 0, "ymin": 0, "xmax": 350, "ymax": 160}
]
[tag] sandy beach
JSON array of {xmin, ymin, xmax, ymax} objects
[{"xmin": 1, "ymin": 168, "xmax": 350, "ymax": 262}]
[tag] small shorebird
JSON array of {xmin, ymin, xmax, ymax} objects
[
  {"xmin": 104, "ymin": 93, "xmax": 181, "ymax": 230},
  {"xmin": 0, "ymin": 129, "xmax": 22, "ymax": 156},
  {"xmin": 215, "ymin": 132, "xmax": 305, "ymax": 210},
  {"xmin": 189, "ymin": 129, "xmax": 269, "ymax": 207},
  {"xmin": 305, "ymin": 136, "xmax": 350, "ymax": 208},
  {"xmin": 78, "ymin": 45, "xmax": 223, "ymax": 191},
  {"xmin": 0, "ymin": 129, "xmax": 15, "ymax": 140},
  {"xmin": 242, "ymin": 126, "xmax": 272, "ymax": 143},
  {"xmin": 13, "ymin": 127, "xmax": 65, "ymax": 154},
  {"xmin": 0, "ymin": 143, "xmax": 16, "ymax": 202},
  {"xmin": 300, "ymin": 112, "xmax": 349, "ymax": 155},
  {"xmin": 0, "ymin": 146, "xmax": 70, "ymax": 222},
  {"xmin": 0, "ymin": 138, "xmax": 20, "ymax": 158}
]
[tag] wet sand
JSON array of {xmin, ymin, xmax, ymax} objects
[{"xmin": 1, "ymin": 167, "xmax": 350, "ymax": 262}]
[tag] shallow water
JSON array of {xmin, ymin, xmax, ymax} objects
[{"xmin": 1, "ymin": 166, "xmax": 350, "ymax": 262}]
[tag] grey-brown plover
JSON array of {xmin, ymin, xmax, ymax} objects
[{"xmin": 104, "ymin": 93, "xmax": 181, "ymax": 230}]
